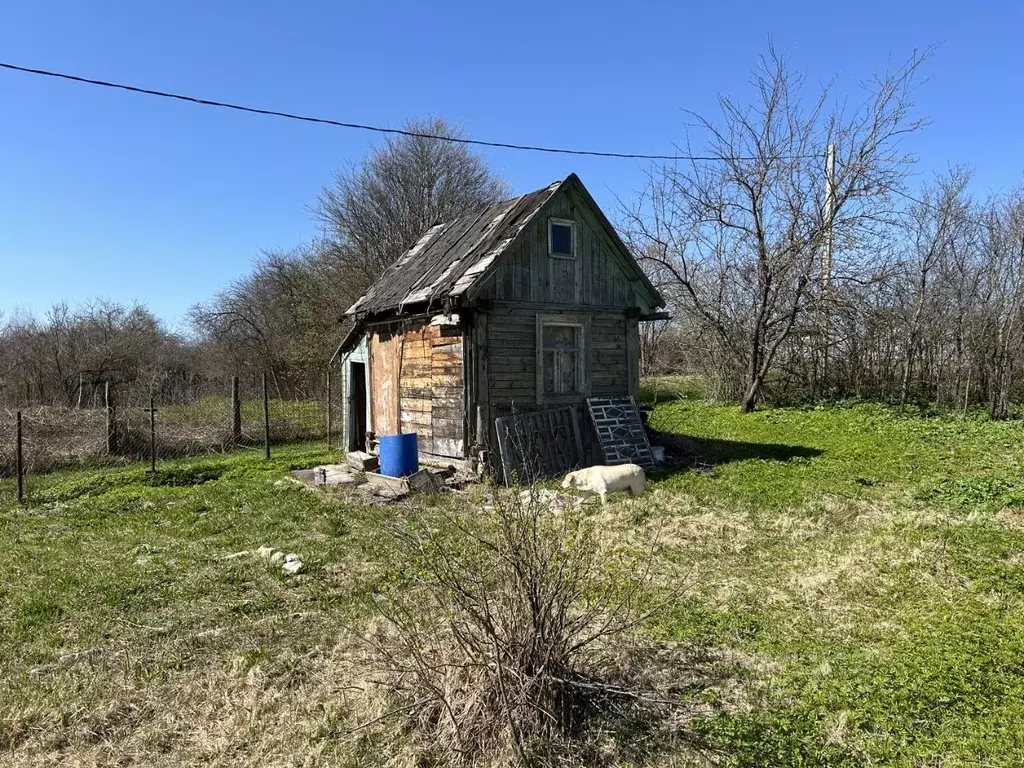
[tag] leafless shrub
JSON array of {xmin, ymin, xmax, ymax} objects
[
  {"xmin": 0, "ymin": 406, "xmax": 107, "ymax": 475},
  {"xmin": 0, "ymin": 399, "xmax": 324, "ymax": 477},
  {"xmin": 360, "ymin": 487, "xmax": 707, "ymax": 766}
]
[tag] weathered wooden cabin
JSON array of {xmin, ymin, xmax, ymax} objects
[{"xmin": 336, "ymin": 173, "xmax": 665, "ymax": 471}]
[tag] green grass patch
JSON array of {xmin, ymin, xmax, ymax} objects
[
  {"xmin": 4, "ymin": 395, "xmax": 1024, "ymax": 765},
  {"xmin": 647, "ymin": 398, "xmax": 1024, "ymax": 511}
]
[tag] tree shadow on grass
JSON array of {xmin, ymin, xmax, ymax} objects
[{"xmin": 647, "ymin": 427, "xmax": 822, "ymax": 477}]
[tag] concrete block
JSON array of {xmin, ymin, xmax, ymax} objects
[
  {"xmin": 364, "ymin": 472, "xmax": 410, "ymax": 496},
  {"xmin": 347, "ymin": 451, "xmax": 379, "ymax": 471}
]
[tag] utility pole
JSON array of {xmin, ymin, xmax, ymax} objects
[
  {"xmin": 822, "ymin": 143, "xmax": 836, "ymax": 288},
  {"xmin": 820, "ymin": 144, "xmax": 837, "ymax": 397}
]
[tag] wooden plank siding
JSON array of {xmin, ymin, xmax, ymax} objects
[
  {"xmin": 472, "ymin": 302, "xmax": 633, "ymax": 470},
  {"xmin": 475, "ymin": 185, "xmax": 644, "ymax": 309},
  {"xmin": 369, "ymin": 327, "xmax": 402, "ymax": 438},
  {"xmin": 348, "ymin": 178, "xmax": 664, "ymax": 473},
  {"xmin": 484, "ymin": 304, "xmax": 631, "ymax": 408},
  {"xmin": 368, "ymin": 319, "xmax": 466, "ymax": 458}
]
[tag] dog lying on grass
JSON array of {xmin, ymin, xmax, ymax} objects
[{"xmin": 561, "ymin": 463, "xmax": 646, "ymax": 504}]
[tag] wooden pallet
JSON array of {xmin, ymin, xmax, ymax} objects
[{"xmin": 494, "ymin": 407, "xmax": 584, "ymax": 485}]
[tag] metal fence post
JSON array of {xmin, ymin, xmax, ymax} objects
[
  {"xmin": 16, "ymin": 410, "xmax": 24, "ymax": 503},
  {"xmin": 148, "ymin": 397, "xmax": 157, "ymax": 474},
  {"xmin": 105, "ymin": 381, "xmax": 116, "ymax": 454},
  {"xmin": 262, "ymin": 373, "xmax": 271, "ymax": 460},
  {"xmin": 231, "ymin": 375, "xmax": 242, "ymax": 445}
]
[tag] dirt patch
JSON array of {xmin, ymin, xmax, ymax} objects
[{"xmin": 995, "ymin": 506, "xmax": 1024, "ymax": 530}]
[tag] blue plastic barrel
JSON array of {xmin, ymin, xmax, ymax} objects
[{"xmin": 379, "ymin": 433, "xmax": 419, "ymax": 477}]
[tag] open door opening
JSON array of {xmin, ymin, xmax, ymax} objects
[{"xmin": 349, "ymin": 361, "xmax": 367, "ymax": 452}]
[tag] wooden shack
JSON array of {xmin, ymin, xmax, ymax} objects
[{"xmin": 336, "ymin": 173, "xmax": 666, "ymax": 470}]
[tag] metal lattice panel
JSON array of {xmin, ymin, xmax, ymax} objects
[{"xmin": 586, "ymin": 396, "xmax": 655, "ymax": 470}]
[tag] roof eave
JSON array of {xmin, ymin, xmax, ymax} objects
[{"xmin": 332, "ymin": 321, "xmax": 364, "ymax": 360}]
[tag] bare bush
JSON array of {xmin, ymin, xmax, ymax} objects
[
  {"xmin": 0, "ymin": 406, "xmax": 107, "ymax": 475},
  {"xmin": 0, "ymin": 398, "xmax": 325, "ymax": 478},
  {"xmin": 361, "ymin": 488, "xmax": 702, "ymax": 766}
]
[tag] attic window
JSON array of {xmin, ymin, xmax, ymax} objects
[{"xmin": 549, "ymin": 219, "xmax": 575, "ymax": 259}]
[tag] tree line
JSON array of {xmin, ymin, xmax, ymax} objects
[
  {"xmin": 0, "ymin": 118, "xmax": 508, "ymax": 408},
  {"xmin": 625, "ymin": 47, "xmax": 1024, "ymax": 417},
  {"xmin": 3, "ymin": 52, "xmax": 1024, "ymax": 417}
]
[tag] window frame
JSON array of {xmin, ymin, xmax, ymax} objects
[
  {"xmin": 548, "ymin": 218, "xmax": 576, "ymax": 260},
  {"xmin": 536, "ymin": 314, "xmax": 590, "ymax": 404}
]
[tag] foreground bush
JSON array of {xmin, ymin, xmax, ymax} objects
[{"xmin": 363, "ymin": 488, "xmax": 699, "ymax": 766}]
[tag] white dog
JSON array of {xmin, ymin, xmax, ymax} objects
[{"xmin": 562, "ymin": 464, "xmax": 646, "ymax": 504}]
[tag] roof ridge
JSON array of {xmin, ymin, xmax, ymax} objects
[
  {"xmin": 424, "ymin": 179, "xmax": 561, "ymax": 230},
  {"xmin": 345, "ymin": 176, "xmax": 574, "ymax": 318}
]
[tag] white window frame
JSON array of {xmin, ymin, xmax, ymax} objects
[
  {"xmin": 548, "ymin": 218, "xmax": 576, "ymax": 260},
  {"xmin": 536, "ymin": 315, "xmax": 590, "ymax": 404}
]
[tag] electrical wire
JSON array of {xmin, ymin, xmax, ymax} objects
[
  {"xmin": 0, "ymin": 61, "xmax": 821, "ymax": 162},
  {"xmin": 9, "ymin": 61, "xmax": 1002, "ymax": 224}
]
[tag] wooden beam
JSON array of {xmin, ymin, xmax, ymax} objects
[
  {"xmin": 474, "ymin": 312, "xmax": 490, "ymax": 461},
  {"xmin": 626, "ymin": 318, "xmax": 640, "ymax": 398}
]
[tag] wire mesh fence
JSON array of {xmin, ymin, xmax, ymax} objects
[{"xmin": 1, "ymin": 373, "xmax": 337, "ymax": 502}]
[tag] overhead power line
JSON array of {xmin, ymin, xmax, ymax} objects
[
  {"xmin": 1, "ymin": 61, "xmax": 1008, "ymax": 228},
  {"xmin": 0, "ymin": 61, "xmax": 820, "ymax": 162}
]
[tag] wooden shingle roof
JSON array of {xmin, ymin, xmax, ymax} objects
[
  {"xmin": 345, "ymin": 179, "xmax": 562, "ymax": 318},
  {"xmin": 345, "ymin": 173, "xmax": 663, "ymax": 320}
]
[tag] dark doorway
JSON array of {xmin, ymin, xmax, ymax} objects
[{"xmin": 349, "ymin": 361, "xmax": 367, "ymax": 451}]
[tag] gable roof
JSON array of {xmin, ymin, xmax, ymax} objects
[{"xmin": 345, "ymin": 173, "xmax": 663, "ymax": 319}]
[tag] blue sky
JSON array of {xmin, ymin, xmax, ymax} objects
[{"xmin": 1, "ymin": 1, "xmax": 1022, "ymax": 329}]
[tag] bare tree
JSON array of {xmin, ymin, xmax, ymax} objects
[
  {"xmin": 975, "ymin": 194, "xmax": 1024, "ymax": 418},
  {"xmin": 315, "ymin": 117, "xmax": 510, "ymax": 300},
  {"xmin": 0, "ymin": 301, "xmax": 188, "ymax": 407},
  {"xmin": 190, "ymin": 118, "xmax": 510, "ymax": 397},
  {"xmin": 190, "ymin": 245, "xmax": 337, "ymax": 398},
  {"xmin": 896, "ymin": 169, "xmax": 973, "ymax": 407},
  {"xmin": 625, "ymin": 45, "xmax": 929, "ymax": 411}
]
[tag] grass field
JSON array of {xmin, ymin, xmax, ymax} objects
[{"xmin": 3, "ymin": 389, "xmax": 1024, "ymax": 766}]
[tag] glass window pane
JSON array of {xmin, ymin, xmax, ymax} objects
[
  {"xmin": 551, "ymin": 223, "xmax": 573, "ymax": 256},
  {"xmin": 543, "ymin": 350, "xmax": 556, "ymax": 393},
  {"xmin": 558, "ymin": 351, "xmax": 578, "ymax": 392},
  {"xmin": 543, "ymin": 324, "xmax": 578, "ymax": 349}
]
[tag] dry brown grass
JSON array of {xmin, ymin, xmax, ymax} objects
[
  {"xmin": 0, "ymin": 401, "xmax": 325, "ymax": 477},
  {"xmin": 3, "ymin": 625, "xmax": 361, "ymax": 767},
  {"xmin": 354, "ymin": 488, "xmax": 720, "ymax": 767},
  {"xmin": 0, "ymin": 407, "xmax": 108, "ymax": 475}
]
